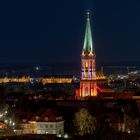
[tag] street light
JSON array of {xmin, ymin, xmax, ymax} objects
[
  {"xmin": 64, "ymin": 134, "xmax": 69, "ymax": 139},
  {"xmin": 4, "ymin": 111, "xmax": 7, "ymax": 114},
  {"xmin": 4, "ymin": 119, "xmax": 8, "ymax": 124},
  {"xmin": 0, "ymin": 114, "xmax": 3, "ymax": 118},
  {"xmin": 57, "ymin": 134, "xmax": 62, "ymax": 138},
  {"xmin": 12, "ymin": 122, "xmax": 15, "ymax": 126}
]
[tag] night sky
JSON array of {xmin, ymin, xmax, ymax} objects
[{"xmin": 0, "ymin": 0, "xmax": 140, "ymax": 66}]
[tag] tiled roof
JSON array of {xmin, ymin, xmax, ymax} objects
[
  {"xmin": 96, "ymin": 71, "xmax": 106, "ymax": 80},
  {"xmin": 38, "ymin": 109, "xmax": 62, "ymax": 122},
  {"xmin": 16, "ymin": 109, "xmax": 63, "ymax": 123}
]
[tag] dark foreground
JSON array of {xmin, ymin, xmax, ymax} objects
[{"xmin": 0, "ymin": 132, "xmax": 139, "ymax": 140}]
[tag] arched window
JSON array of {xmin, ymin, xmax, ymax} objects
[
  {"xmin": 85, "ymin": 61, "xmax": 88, "ymax": 68},
  {"xmin": 85, "ymin": 87, "xmax": 89, "ymax": 96}
]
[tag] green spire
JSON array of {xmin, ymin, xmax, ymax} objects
[{"xmin": 83, "ymin": 11, "xmax": 93, "ymax": 55}]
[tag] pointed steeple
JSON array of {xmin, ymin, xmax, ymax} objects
[{"xmin": 82, "ymin": 11, "xmax": 94, "ymax": 56}]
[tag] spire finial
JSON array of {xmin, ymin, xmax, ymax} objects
[{"xmin": 86, "ymin": 10, "xmax": 90, "ymax": 20}]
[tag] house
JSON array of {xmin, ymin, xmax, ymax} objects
[{"xmin": 15, "ymin": 109, "xmax": 64, "ymax": 135}]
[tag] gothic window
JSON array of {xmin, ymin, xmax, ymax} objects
[
  {"xmin": 85, "ymin": 61, "xmax": 88, "ymax": 68},
  {"xmin": 85, "ymin": 72, "xmax": 88, "ymax": 78},
  {"xmin": 85, "ymin": 87, "xmax": 88, "ymax": 96}
]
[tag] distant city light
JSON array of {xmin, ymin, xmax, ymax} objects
[
  {"xmin": 0, "ymin": 114, "xmax": 3, "ymax": 118},
  {"xmin": 57, "ymin": 134, "xmax": 62, "ymax": 138},
  {"xmin": 64, "ymin": 134, "xmax": 69, "ymax": 138},
  {"xmin": 9, "ymin": 119, "xmax": 12, "ymax": 124},
  {"xmin": 4, "ymin": 111, "xmax": 7, "ymax": 114},
  {"xmin": 35, "ymin": 66, "xmax": 40, "ymax": 71},
  {"xmin": 4, "ymin": 119, "xmax": 8, "ymax": 123}
]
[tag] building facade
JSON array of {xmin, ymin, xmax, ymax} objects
[{"xmin": 15, "ymin": 109, "xmax": 64, "ymax": 135}]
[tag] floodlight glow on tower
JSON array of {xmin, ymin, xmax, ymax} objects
[{"xmin": 80, "ymin": 11, "xmax": 97, "ymax": 97}]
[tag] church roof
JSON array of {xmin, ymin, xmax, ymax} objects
[
  {"xmin": 96, "ymin": 71, "xmax": 106, "ymax": 80},
  {"xmin": 83, "ymin": 11, "xmax": 94, "ymax": 56}
]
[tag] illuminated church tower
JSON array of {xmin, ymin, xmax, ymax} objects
[{"xmin": 80, "ymin": 11, "xmax": 97, "ymax": 97}]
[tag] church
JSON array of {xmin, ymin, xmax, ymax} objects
[{"xmin": 76, "ymin": 12, "xmax": 106, "ymax": 99}]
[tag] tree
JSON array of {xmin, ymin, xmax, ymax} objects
[
  {"xmin": 121, "ymin": 114, "xmax": 136, "ymax": 133},
  {"xmin": 73, "ymin": 108, "xmax": 96, "ymax": 135}
]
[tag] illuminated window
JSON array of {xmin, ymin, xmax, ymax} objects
[
  {"xmin": 85, "ymin": 61, "xmax": 88, "ymax": 68},
  {"xmin": 85, "ymin": 87, "xmax": 88, "ymax": 96},
  {"xmin": 85, "ymin": 72, "xmax": 88, "ymax": 78}
]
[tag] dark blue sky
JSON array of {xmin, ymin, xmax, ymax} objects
[{"xmin": 0, "ymin": 0, "xmax": 140, "ymax": 65}]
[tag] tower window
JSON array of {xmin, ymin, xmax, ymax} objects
[
  {"xmin": 85, "ymin": 87, "xmax": 89, "ymax": 96},
  {"xmin": 85, "ymin": 72, "xmax": 88, "ymax": 78},
  {"xmin": 85, "ymin": 61, "xmax": 88, "ymax": 68}
]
